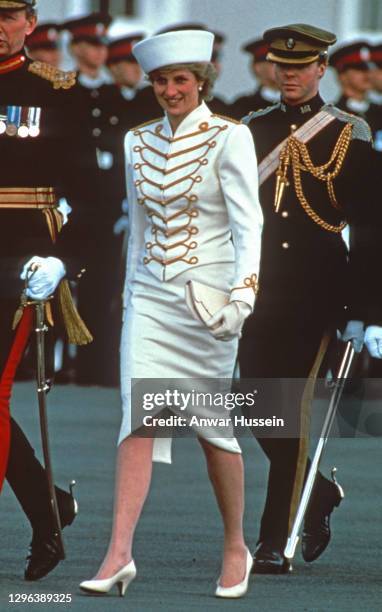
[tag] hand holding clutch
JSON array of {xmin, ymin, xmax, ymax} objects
[
  {"xmin": 185, "ymin": 280, "xmax": 251, "ymax": 341},
  {"xmin": 206, "ymin": 301, "xmax": 251, "ymax": 341}
]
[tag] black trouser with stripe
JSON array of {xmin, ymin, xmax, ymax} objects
[{"xmin": 239, "ymin": 308, "xmax": 334, "ymax": 549}]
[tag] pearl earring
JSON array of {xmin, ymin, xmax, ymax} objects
[{"xmin": 198, "ymin": 85, "xmax": 203, "ymax": 91}]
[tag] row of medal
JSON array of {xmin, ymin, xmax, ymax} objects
[{"xmin": 0, "ymin": 106, "xmax": 41, "ymax": 138}]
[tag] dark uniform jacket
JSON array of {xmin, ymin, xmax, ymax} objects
[
  {"xmin": 0, "ymin": 49, "xmax": 88, "ymax": 507},
  {"xmin": 0, "ymin": 50, "xmax": 84, "ymax": 303},
  {"xmin": 241, "ymin": 94, "xmax": 378, "ymax": 366}
]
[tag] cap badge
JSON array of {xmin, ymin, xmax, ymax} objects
[{"xmin": 286, "ymin": 38, "xmax": 295, "ymax": 50}]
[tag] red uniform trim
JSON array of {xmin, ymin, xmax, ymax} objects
[
  {"xmin": 0, "ymin": 53, "xmax": 26, "ymax": 74},
  {"xmin": 0, "ymin": 306, "xmax": 34, "ymax": 492}
]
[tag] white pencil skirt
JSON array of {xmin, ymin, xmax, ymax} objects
[{"xmin": 119, "ymin": 260, "xmax": 241, "ymax": 463}]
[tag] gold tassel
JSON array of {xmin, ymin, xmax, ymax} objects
[{"xmin": 57, "ymin": 280, "xmax": 93, "ymax": 345}]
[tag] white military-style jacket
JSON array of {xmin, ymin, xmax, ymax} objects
[{"xmin": 123, "ymin": 101, "xmax": 263, "ymax": 308}]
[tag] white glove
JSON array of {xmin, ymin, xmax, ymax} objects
[
  {"xmin": 341, "ymin": 320, "xmax": 365, "ymax": 353},
  {"xmin": 364, "ymin": 326, "xmax": 382, "ymax": 359},
  {"xmin": 113, "ymin": 214, "xmax": 129, "ymax": 235},
  {"xmin": 206, "ymin": 301, "xmax": 251, "ymax": 341},
  {"xmin": 20, "ymin": 256, "xmax": 65, "ymax": 300},
  {"xmin": 57, "ymin": 197, "xmax": 72, "ymax": 225}
]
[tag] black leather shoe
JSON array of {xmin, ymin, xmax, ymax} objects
[
  {"xmin": 24, "ymin": 532, "xmax": 63, "ymax": 581},
  {"xmin": 24, "ymin": 482, "xmax": 78, "ymax": 581},
  {"xmin": 252, "ymin": 542, "xmax": 292, "ymax": 574},
  {"xmin": 302, "ymin": 470, "xmax": 344, "ymax": 562}
]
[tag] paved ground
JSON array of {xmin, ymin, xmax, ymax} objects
[{"xmin": 0, "ymin": 382, "xmax": 381, "ymax": 612}]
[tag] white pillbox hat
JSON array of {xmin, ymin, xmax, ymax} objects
[{"xmin": 132, "ymin": 30, "xmax": 214, "ymax": 74}]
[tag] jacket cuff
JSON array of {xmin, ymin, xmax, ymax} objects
[{"xmin": 229, "ymin": 274, "xmax": 259, "ymax": 310}]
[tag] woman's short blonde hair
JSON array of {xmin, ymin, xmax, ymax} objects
[{"xmin": 148, "ymin": 62, "xmax": 217, "ymax": 101}]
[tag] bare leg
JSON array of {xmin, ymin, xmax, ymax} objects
[
  {"xmin": 198, "ymin": 439, "xmax": 247, "ymax": 587},
  {"xmin": 93, "ymin": 435, "xmax": 154, "ymax": 579}
]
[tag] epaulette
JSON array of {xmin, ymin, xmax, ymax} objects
[
  {"xmin": 28, "ymin": 61, "xmax": 76, "ymax": 90},
  {"xmin": 211, "ymin": 114, "xmax": 240, "ymax": 124},
  {"xmin": 242, "ymin": 103, "xmax": 281, "ymax": 125},
  {"xmin": 131, "ymin": 117, "xmax": 162, "ymax": 131},
  {"xmin": 323, "ymin": 104, "xmax": 372, "ymax": 142}
]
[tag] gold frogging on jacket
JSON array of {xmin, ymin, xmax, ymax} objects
[
  {"xmin": 133, "ymin": 120, "xmax": 228, "ymax": 268},
  {"xmin": 274, "ymin": 122, "xmax": 352, "ymax": 233}
]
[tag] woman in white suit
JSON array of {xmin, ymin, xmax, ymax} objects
[{"xmin": 80, "ymin": 29, "xmax": 263, "ymax": 599}]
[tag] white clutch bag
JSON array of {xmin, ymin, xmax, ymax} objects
[{"xmin": 185, "ymin": 280, "xmax": 230, "ymax": 325}]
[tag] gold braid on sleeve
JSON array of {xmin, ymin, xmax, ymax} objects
[
  {"xmin": 275, "ymin": 122, "xmax": 353, "ymax": 233},
  {"xmin": 230, "ymin": 274, "xmax": 259, "ymax": 295}
]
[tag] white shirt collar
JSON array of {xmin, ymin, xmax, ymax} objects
[
  {"xmin": 346, "ymin": 97, "xmax": 370, "ymax": 114},
  {"xmin": 78, "ymin": 71, "xmax": 109, "ymax": 89},
  {"xmin": 369, "ymin": 90, "xmax": 382, "ymax": 105}
]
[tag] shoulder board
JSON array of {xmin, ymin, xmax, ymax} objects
[
  {"xmin": 323, "ymin": 104, "xmax": 372, "ymax": 142},
  {"xmin": 211, "ymin": 114, "xmax": 240, "ymax": 124},
  {"xmin": 28, "ymin": 61, "xmax": 76, "ymax": 90},
  {"xmin": 242, "ymin": 103, "xmax": 281, "ymax": 124},
  {"xmin": 131, "ymin": 117, "xmax": 163, "ymax": 131}
]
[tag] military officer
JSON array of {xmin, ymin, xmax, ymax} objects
[
  {"xmin": 25, "ymin": 21, "xmax": 62, "ymax": 67},
  {"xmin": 105, "ymin": 33, "xmax": 147, "ymax": 159},
  {"xmin": 63, "ymin": 13, "xmax": 124, "ymax": 386},
  {"xmin": 107, "ymin": 34, "xmax": 144, "ymax": 102},
  {"xmin": 329, "ymin": 41, "xmax": 382, "ymax": 138},
  {"xmin": 364, "ymin": 43, "xmax": 382, "ymax": 358},
  {"xmin": 369, "ymin": 42, "xmax": 382, "ymax": 104},
  {"xmin": 239, "ymin": 23, "xmax": 378, "ymax": 574},
  {"xmin": 0, "ymin": 0, "xmax": 91, "ymax": 580},
  {"xmin": 330, "ymin": 42, "xmax": 382, "ymax": 376},
  {"xmin": 368, "ymin": 43, "xmax": 382, "ymax": 151},
  {"xmin": 231, "ymin": 38, "xmax": 279, "ymax": 119}
]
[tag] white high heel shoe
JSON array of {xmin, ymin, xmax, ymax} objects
[
  {"xmin": 79, "ymin": 560, "xmax": 136, "ymax": 597},
  {"xmin": 215, "ymin": 548, "xmax": 253, "ymax": 599}
]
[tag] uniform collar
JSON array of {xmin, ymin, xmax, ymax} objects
[
  {"xmin": 78, "ymin": 70, "xmax": 110, "ymax": 89},
  {"xmin": 162, "ymin": 101, "xmax": 212, "ymax": 137},
  {"xmin": 0, "ymin": 48, "xmax": 27, "ymax": 75},
  {"xmin": 369, "ymin": 90, "xmax": 382, "ymax": 105},
  {"xmin": 280, "ymin": 93, "xmax": 324, "ymax": 117},
  {"xmin": 342, "ymin": 96, "xmax": 370, "ymax": 114}
]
